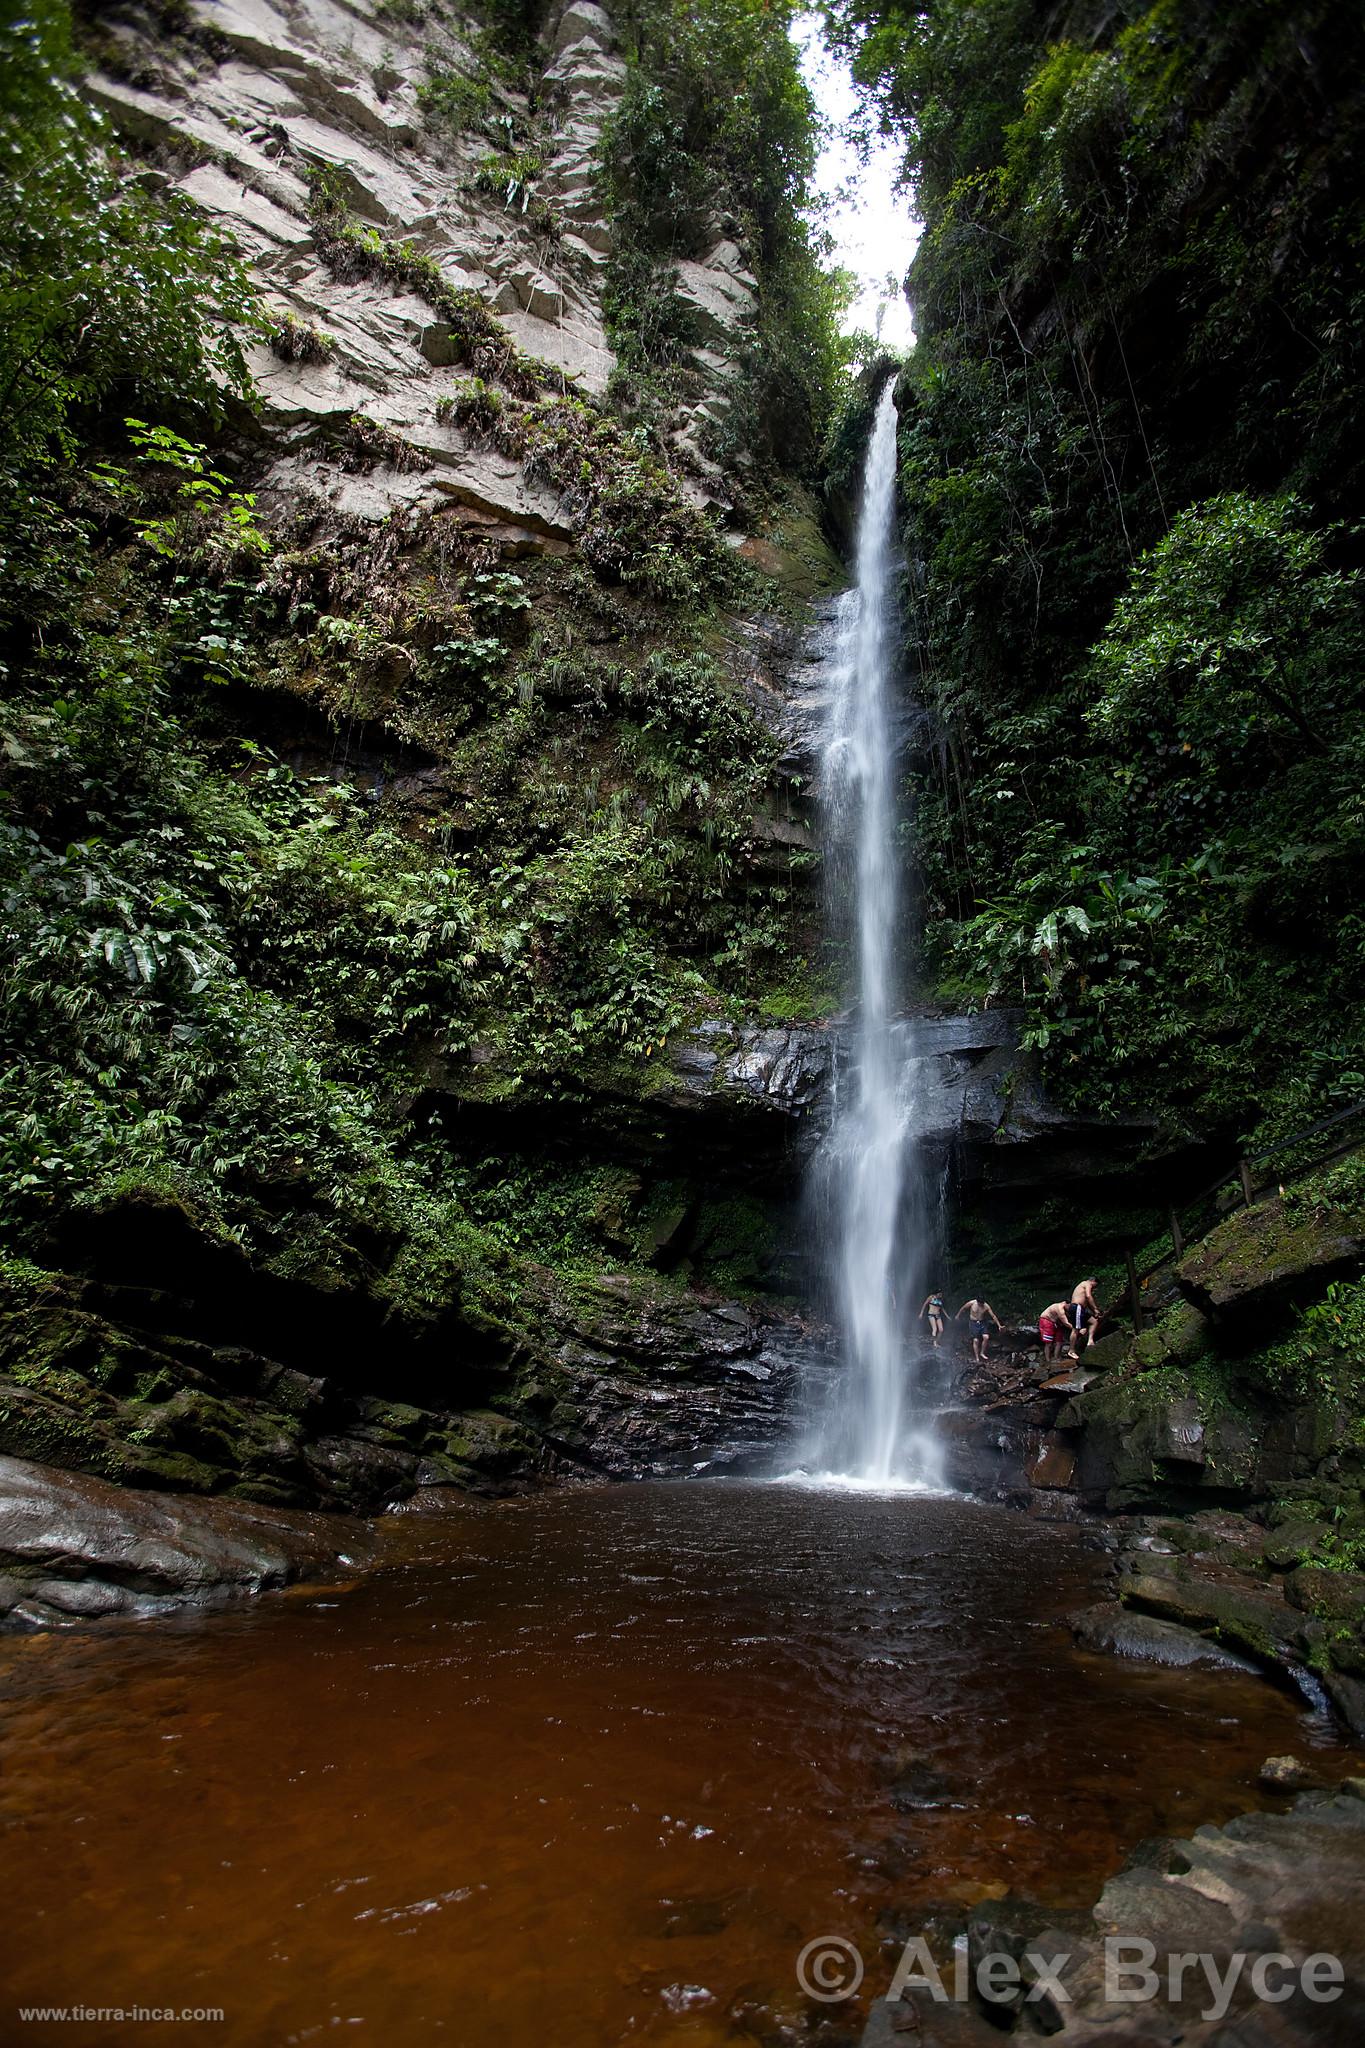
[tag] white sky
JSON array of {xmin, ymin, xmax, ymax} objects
[{"xmin": 792, "ymin": 13, "xmax": 920, "ymax": 350}]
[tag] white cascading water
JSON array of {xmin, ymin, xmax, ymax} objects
[{"xmin": 802, "ymin": 384, "xmax": 943, "ymax": 1489}]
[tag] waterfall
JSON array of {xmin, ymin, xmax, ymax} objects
[{"xmin": 802, "ymin": 384, "xmax": 944, "ymax": 1489}]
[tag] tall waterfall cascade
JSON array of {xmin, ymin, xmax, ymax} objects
[{"xmin": 800, "ymin": 385, "xmax": 945, "ymax": 1490}]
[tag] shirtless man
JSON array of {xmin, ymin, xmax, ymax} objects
[
  {"xmin": 1038, "ymin": 1300, "xmax": 1071, "ymax": 1366},
  {"xmin": 1068, "ymin": 1278, "xmax": 1104, "ymax": 1359},
  {"xmin": 956, "ymin": 1294, "xmax": 1003, "ymax": 1365},
  {"xmin": 919, "ymin": 1290, "xmax": 947, "ymax": 1347}
]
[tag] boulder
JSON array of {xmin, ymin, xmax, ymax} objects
[
  {"xmin": 0, "ymin": 1454, "xmax": 372, "ymax": 1628},
  {"xmin": 1070, "ymin": 1601, "xmax": 1259, "ymax": 1671},
  {"xmin": 550, "ymin": 0, "xmax": 617, "ymax": 55},
  {"xmin": 864, "ymin": 1793, "xmax": 1365, "ymax": 2044},
  {"xmin": 1117, "ymin": 1557, "xmax": 1300, "ymax": 1665},
  {"xmin": 1284, "ymin": 1564, "xmax": 1365, "ymax": 1620}
]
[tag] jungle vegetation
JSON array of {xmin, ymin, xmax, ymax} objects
[
  {"xmin": 0, "ymin": 0, "xmax": 841, "ymax": 1331},
  {"xmin": 828, "ymin": 0, "xmax": 1365, "ymax": 1148}
]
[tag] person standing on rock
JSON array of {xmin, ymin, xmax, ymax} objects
[
  {"xmin": 1038, "ymin": 1300, "xmax": 1071, "ymax": 1366},
  {"xmin": 955, "ymin": 1294, "xmax": 1002, "ymax": 1365},
  {"xmin": 1068, "ymin": 1278, "xmax": 1104, "ymax": 1359},
  {"xmin": 919, "ymin": 1290, "xmax": 947, "ymax": 1346}
]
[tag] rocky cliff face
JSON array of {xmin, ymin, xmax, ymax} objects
[{"xmin": 83, "ymin": 0, "xmax": 761, "ymax": 530}]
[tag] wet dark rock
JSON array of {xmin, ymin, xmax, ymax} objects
[
  {"xmin": 654, "ymin": 1019, "xmax": 833, "ymax": 1126},
  {"xmin": 861, "ymin": 1987, "xmax": 1001, "ymax": 2047},
  {"xmin": 1071, "ymin": 1601, "xmax": 1259, "ymax": 1672},
  {"xmin": 1284, "ymin": 1565, "xmax": 1365, "ymax": 1619},
  {"xmin": 0, "ymin": 1222, "xmax": 826, "ymax": 1510},
  {"xmin": 877, "ymin": 1748, "xmax": 964, "ymax": 1814},
  {"xmin": 1264, "ymin": 1518, "xmax": 1337, "ymax": 1569},
  {"xmin": 530, "ymin": 1272, "xmax": 814, "ymax": 1478},
  {"xmin": 932, "ymin": 1349, "xmax": 1079, "ymax": 1503},
  {"xmin": 1326, "ymin": 1672, "xmax": 1365, "ymax": 1738},
  {"xmin": 1117, "ymin": 1555, "xmax": 1301, "ymax": 1666},
  {"xmin": 1083, "ymin": 1516, "xmax": 1365, "ymax": 1736},
  {"xmin": 965, "ymin": 1896, "xmax": 1096, "ymax": 2032},
  {"xmin": 1071, "ymin": 1792, "xmax": 1365, "ymax": 2038},
  {"xmin": 0, "ymin": 1454, "xmax": 372, "ymax": 1628},
  {"xmin": 1051, "ymin": 1358, "xmax": 1349, "ymax": 1515}
]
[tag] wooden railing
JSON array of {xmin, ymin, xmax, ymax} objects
[{"xmin": 1124, "ymin": 1096, "xmax": 1365, "ymax": 1331}]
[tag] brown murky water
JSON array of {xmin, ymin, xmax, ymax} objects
[{"xmin": 0, "ymin": 1482, "xmax": 1355, "ymax": 2046}]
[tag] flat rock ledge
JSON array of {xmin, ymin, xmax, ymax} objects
[
  {"xmin": 0, "ymin": 1454, "xmax": 374, "ymax": 1628},
  {"xmin": 863, "ymin": 1786, "xmax": 1365, "ymax": 2044}
]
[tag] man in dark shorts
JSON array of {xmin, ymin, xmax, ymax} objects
[
  {"xmin": 955, "ymin": 1294, "xmax": 1003, "ymax": 1365},
  {"xmin": 1068, "ymin": 1278, "xmax": 1103, "ymax": 1359}
]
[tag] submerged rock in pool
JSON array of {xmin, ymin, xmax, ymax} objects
[
  {"xmin": 0, "ymin": 1454, "xmax": 373, "ymax": 1628},
  {"xmin": 1259, "ymin": 1753, "xmax": 1327, "ymax": 1791}
]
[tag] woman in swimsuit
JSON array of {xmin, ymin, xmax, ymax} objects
[{"xmin": 919, "ymin": 1292, "xmax": 947, "ymax": 1346}]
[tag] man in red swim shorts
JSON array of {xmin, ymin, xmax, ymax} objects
[{"xmin": 1038, "ymin": 1300, "xmax": 1070, "ymax": 1365}]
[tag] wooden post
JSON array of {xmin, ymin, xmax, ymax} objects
[
  {"xmin": 1238, "ymin": 1158, "xmax": 1254, "ymax": 1208},
  {"xmin": 1126, "ymin": 1248, "xmax": 1143, "ymax": 1333},
  {"xmin": 1168, "ymin": 1206, "xmax": 1184, "ymax": 1259}
]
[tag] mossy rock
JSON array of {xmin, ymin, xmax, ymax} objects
[
  {"xmin": 0, "ymin": 1301, "xmax": 151, "ymax": 1399},
  {"xmin": 226, "ymin": 1473, "xmax": 313, "ymax": 1508},
  {"xmin": 0, "ymin": 1383, "xmax": 117, "ymax": 1477},
  {"xmin": 1263, "ymin": 1519, "xmax": 1336, "ymax": 1569},
  {"xmin": 1176, "ymin": 1192, "xmax": 1365, "ymax": 1330},
  {"xmin": 1284, "ymin": 1565, "xmax": 1365, "ymax": 1623},
  {"xmin": 736, "ymin": 484, "xmax": 845, "ymax": 603},
  {"xmin": 356, "ymin": 1399, "xmax": 429, "ymax": 1447},
  {"xmin": 1082, "ymin": 1329, "xmax": 1132, "ymax": 1374},
  {"xmin": 1267, "ymin": 1481, "xmax": 1365, "ymax": 1521},
  {"xmin": 111, "ymin": 1442, "xmax": 224, "ymax": 1493},
  {"xmin": 1120, "ymin": 1564, "xmax": 1298, "ymax": 1665}
]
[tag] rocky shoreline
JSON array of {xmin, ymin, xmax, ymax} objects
[{"xmin": 862, "ymin": 1785, "xmax": 1365, "ymax": 2044}]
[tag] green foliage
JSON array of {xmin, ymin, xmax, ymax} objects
[
  {"xmin": 470, "ymin": 148, "xmax": 559, "ymax": 234},
  {"xmin": 96, "ymin": 418, "xmax": 270, "ymax": 565},
  {"xmin": 417, "ymin": 67, "xmax": 491, "ymax": 137},
  {"xmin": 1089, "ymin": 494, "xmax": 1361, "ymax": 790},
  {"xmin": 1246, "ymin": 1280, "xmax": 1365, "ymax": 1408},
  {"xmin": 0, "ymin": 0, "xmax": 824, "ymax": 1368},
  {"xmin": 831, "ymin": 0, "xmax": 1365, "ymax": 1146},
  {"xmin": 266, "ymin": 310, "xmax": 335, "ymax": 365},
  {"xmin": 0, "ymin": 0, "xmax": 258, "ymax": 475},
  {"xmin": 0, "ymin": 449, "xmax": 807, "ymax": 1324},
  {"xmin": 601, "ymin": 0, "xmax": 849, "ymax": 475}
]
